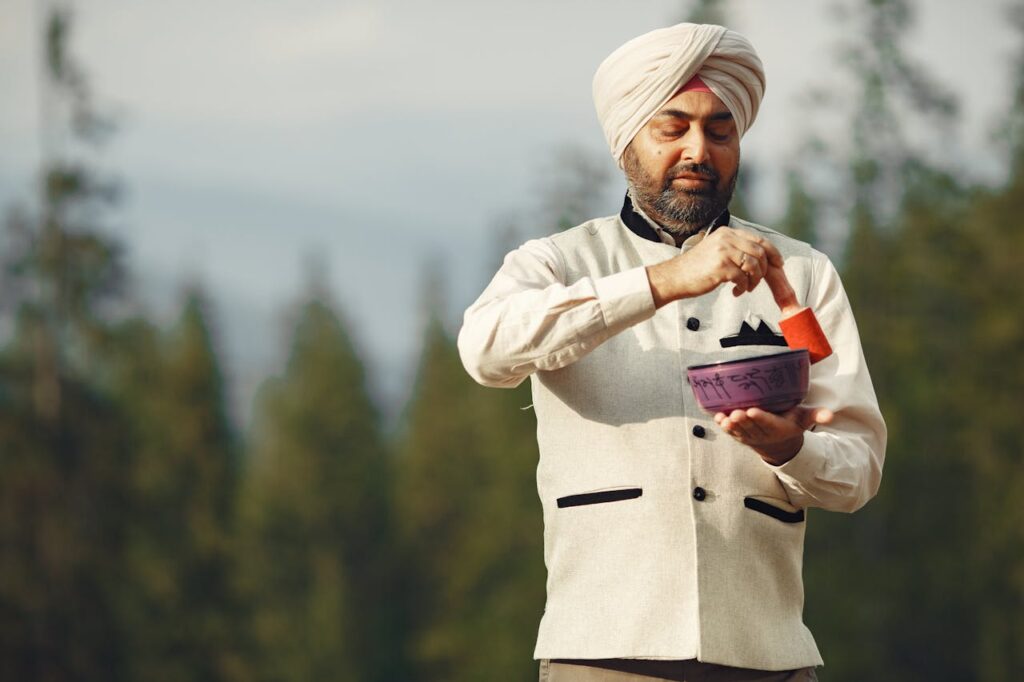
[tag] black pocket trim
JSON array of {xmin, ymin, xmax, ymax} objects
[
  {"xmin": 744, "ymin": 496, "xmax": 805, "ymax": 523},
  {"xmin": 557, "ymin": 488, "xmax": 642, "ymax": 508},
  {"xmin": 719, "ymin": 321, "xmax": 788, "ymax": 349}
]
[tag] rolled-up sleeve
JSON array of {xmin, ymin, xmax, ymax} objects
[
  {"xmin": 770, "ymin": 254, "xmax": 887, "ymax": 512},
  {"xmin": 457, "ymin": 237, "xmax": 656, "ymax": 388}
]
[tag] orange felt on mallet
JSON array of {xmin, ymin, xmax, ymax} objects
[{"xmin": 765, "ymin": 266, "xmax": 833, "ymax": 364}]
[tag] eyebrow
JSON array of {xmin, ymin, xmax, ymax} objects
[{"xmin": 655, "ymin": 109, "xmax": 734, "ymax": 122}]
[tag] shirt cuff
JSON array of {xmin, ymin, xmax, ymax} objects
[
  {"xmin": 770, "ymin": 430, "xmax": 830, "ymax": 501},
  {"xmin": 593, "ymin": 266, "xmax": 657, "ymax": 334}
]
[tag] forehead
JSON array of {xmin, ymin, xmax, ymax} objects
[{"xmin": 651, "ymin": 90, "xmax": 732, "ymax": 121}]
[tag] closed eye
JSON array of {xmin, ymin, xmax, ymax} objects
[
  {"xmin": 707, "ymin": 123, "xmax": 734, "ymax": 142},
  {"xmin": 655, "ymin": 124, "xmax": 687, "ymax": 140}
]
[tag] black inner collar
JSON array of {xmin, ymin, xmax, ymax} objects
[{"xmin": 619, "ymin": 193, "xmax": 731, "ymax": 245}]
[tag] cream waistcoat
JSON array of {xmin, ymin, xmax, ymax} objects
[{"xmin": 458, "ymin": 214, "xmax": 885, "ymax": 671}]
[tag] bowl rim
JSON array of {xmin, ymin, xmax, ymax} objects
[{"xmin": 686, "ymin": 348, "xmax": 809, "ymax": 372}]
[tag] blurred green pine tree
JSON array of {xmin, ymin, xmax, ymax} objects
[
  {"xmin": 779, "ymin": 169, "xmax": 819, "ymax": 246},
  {"xmin": 238, "ymin": 293, "xmax": 398, "ymax": 682},
  {"xmin": 0, "ymin": 8, "xmax": 133, "ymax": 680},
  {"xmin": 957, "ymin": 5, "xmax": 1024, "ymax": 674},
  {"xmin": 960, "ymin": 172, "xmax": 1024, "ymax": 682},
  {"xmin": 0, "ymin": 342, "xmax": 132, "ymax": 681},
  {"xmin": 395, "ymin": 275, "xmax": 544, "ymax": 682},
  {"xmin": 112, "ymin": 291, "xmax": 248, "ymax": 682}
]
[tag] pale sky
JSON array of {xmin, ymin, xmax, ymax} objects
[{"xmin": 0, "ymin": 0, "xmax": 1018, "ymax": 421}]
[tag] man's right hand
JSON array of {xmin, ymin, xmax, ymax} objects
[{"xmin": 646, "ymin": 227, "xmax": 785, "ymax": 308}]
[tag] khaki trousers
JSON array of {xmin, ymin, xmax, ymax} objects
[{"xmin": 539, "ymin": 659, "xmax": 819, "ymax": 682}]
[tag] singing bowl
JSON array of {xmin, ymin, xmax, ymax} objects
[{"xmin": 686, "ymin": 349, "xmax": 809, "ymax": 414}]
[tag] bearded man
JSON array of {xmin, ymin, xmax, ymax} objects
[{"xmin": 458, "ymin": 22, "xmax": 885, "ymax": 682}]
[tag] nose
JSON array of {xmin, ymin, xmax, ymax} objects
[{"xmin": 680, "ymin": 127, "xmax": 711, "ymax": 165}]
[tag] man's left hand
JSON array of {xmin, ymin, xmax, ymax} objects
[{"xmin": 713, "ymin": 406, "xmax": 834, "ymax": 466}]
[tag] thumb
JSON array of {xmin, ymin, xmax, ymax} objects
[
  {"xmin": 792, "ymin": 406, "xmax": 834, "ymax": 431},
  {"xmin": 798, "ymin": 405, "xmax": 831, "ymax": 428}
]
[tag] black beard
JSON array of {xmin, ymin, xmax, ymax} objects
[{"xmin": 623, "ymin": 148, "xmax": 737, "ymax": 241}]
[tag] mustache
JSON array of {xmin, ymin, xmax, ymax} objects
[
  {"xmin": 667, "ymin": 163, "xmax": 719, "ymax": 183},
  {"xmin": 661, "ymin": 163, "xmax": 720, "ymax": 195}
]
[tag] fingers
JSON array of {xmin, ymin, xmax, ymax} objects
[
  {"xmin": 724, "ymin": 242, "xmax": 766, "ymax": 296},
  {"xmin": 715, "ymin": 406, "xmax": 833, "ymax": 444},
  {"xmin": 730, "ymin": 233, "xmax": 784, "ymax": 299},
  {"xmin": 729, "ymin": 253, "xmax": 762, "ymax": 297},
  {"xmin": 716, "ymin": 409, "xmax": 769, "ymax": 440},
  {"xmin": 673, "ymin": 228, "xmax": 785, "ymax": 300},
  {"xmin": 709, "ymin": 228, "xmax": 780, "ymax": 297},
  {"xmin": 735, "ymin": 250, "xmax": 766, "ymax": 281},
  {"xmin": 715, "ymin": 406, "xmax": 832, "ymax": 466},
  {"xmin": 728, "ymin": 228, "xmax": 784, "ymax": 268},
  {"xmin": 729, "ymin": 234, "xmax": 769, "ymax": 277},
  {"xmin": 715, "ymin": 410, "xmax": 751, "ymax": 439}
]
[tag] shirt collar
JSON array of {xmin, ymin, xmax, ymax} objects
[{"xmin": 619, "ymin": 191, "xmax": 731, "ymax": 250}]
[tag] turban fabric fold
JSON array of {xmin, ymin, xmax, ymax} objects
[{"xmin": 593, "ymin": 23, "xmax": 766, "ymax": 166}]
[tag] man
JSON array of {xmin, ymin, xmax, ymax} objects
[{"xmin": 458, "ymin": 22, "xmax": 885, "ymax": 682}]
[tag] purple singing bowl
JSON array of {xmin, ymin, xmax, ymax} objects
[{"xmin": 686, "ymin": 349, "xmax": 810, "ymax": 414}]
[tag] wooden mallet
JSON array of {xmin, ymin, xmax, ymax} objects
[{"xmin": 764, "ymin": 265, "xmax": 833, "ymax": 364}]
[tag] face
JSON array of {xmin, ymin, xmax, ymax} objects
[{"xmin": 623, "ymin": 89, "xmax": 740, "ymax": 241}]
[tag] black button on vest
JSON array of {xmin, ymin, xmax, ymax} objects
[
  {"xmin": 686, "ymin": 317, "xmax": 700, "ymax": 331},
  {"xmin": 693, "ymin": 486, "xmax": 707, "ymax": 501},
  {"xmin": 692, "ymin": 425, "xmax": 706, "ymax": 438}
]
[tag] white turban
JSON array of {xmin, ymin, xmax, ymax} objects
[{"xmin": 593, "ymin": 23, "xmax": 766, "ymax": 166}]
